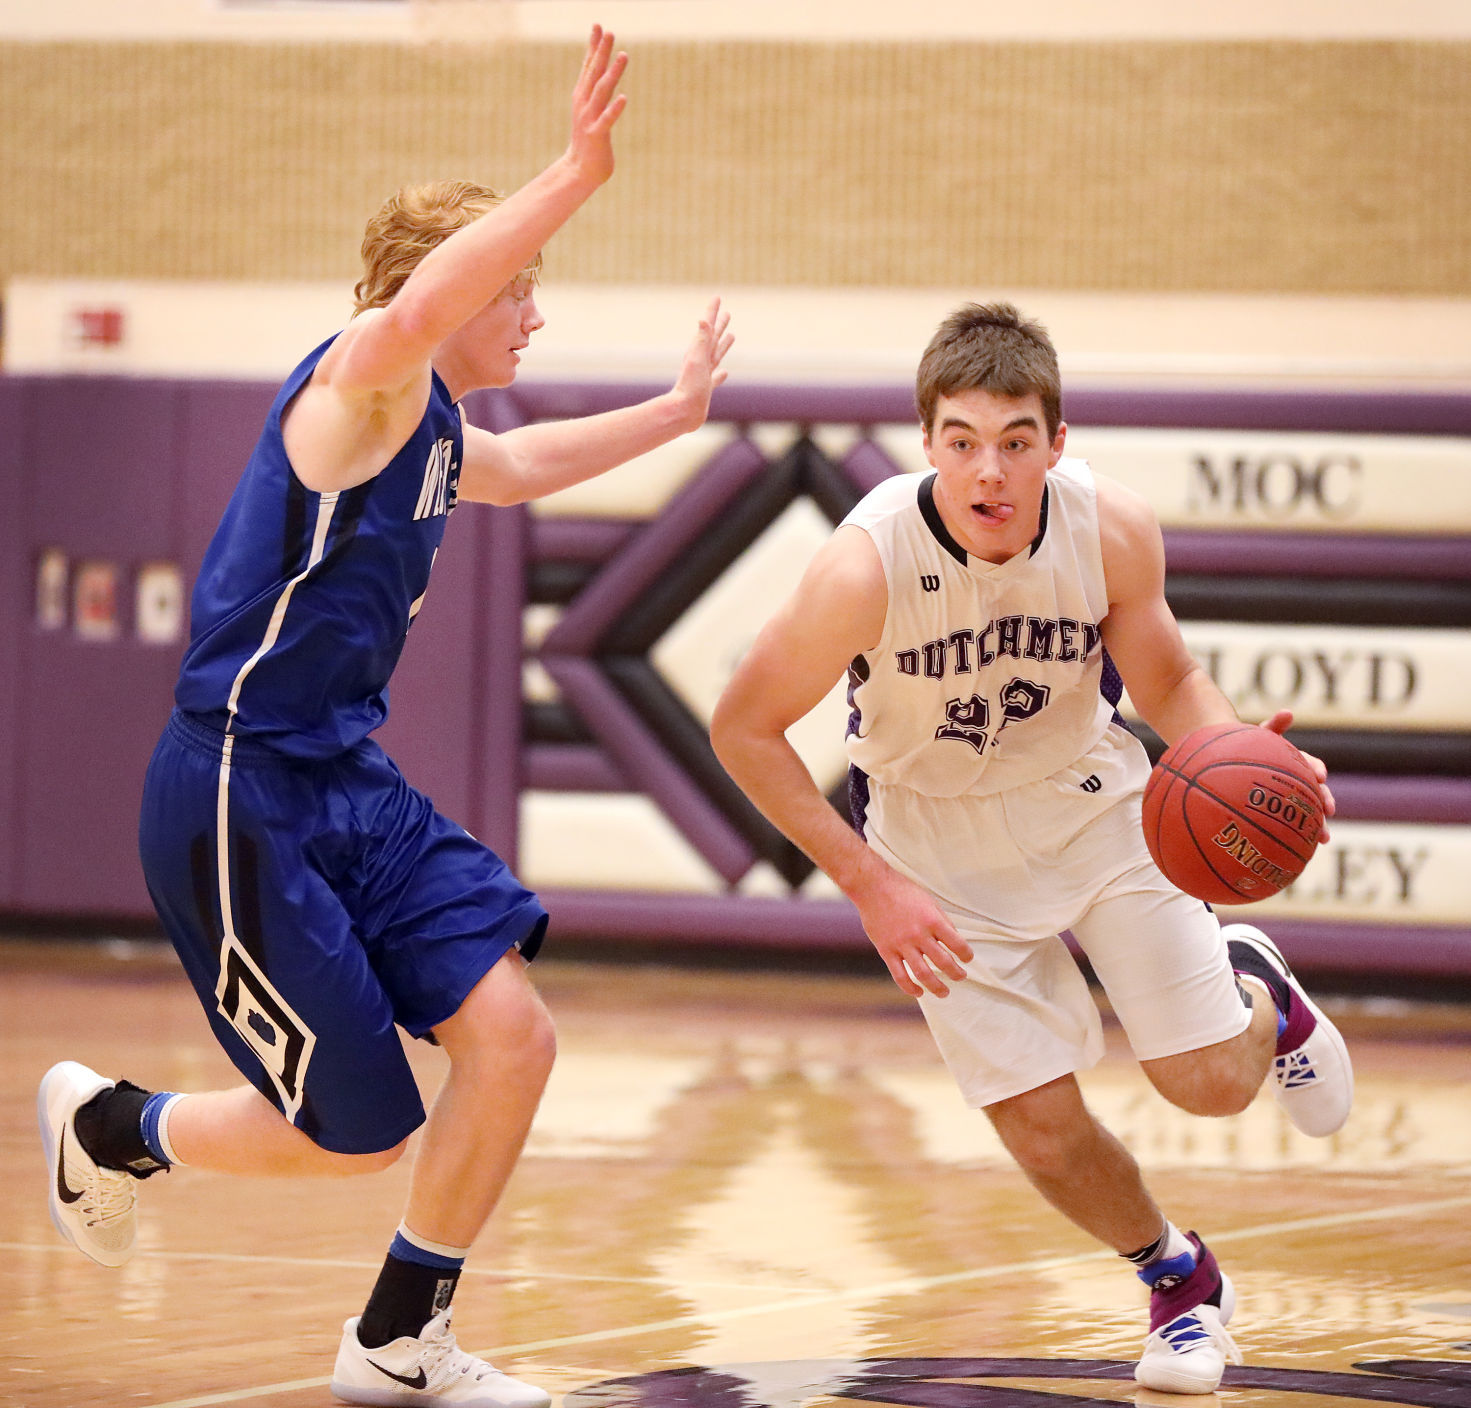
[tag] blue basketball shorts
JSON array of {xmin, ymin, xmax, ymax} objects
[{"xmin": 138, "ymin": 709, "xmax": 548, "ymax": 1154}]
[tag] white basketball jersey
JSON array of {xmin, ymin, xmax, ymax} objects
[{"xmin": 842, "ymin": 459, "xmax": 1123, "ymax": 801}]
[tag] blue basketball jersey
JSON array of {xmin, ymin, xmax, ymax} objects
[{"xmin": 175, "ymin": 335, "xmax": 463, "ymax": 758}]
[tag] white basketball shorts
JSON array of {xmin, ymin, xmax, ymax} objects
[{"xmin": 861, "ymin": 722, "xmax": 1250, "ymax": 1108}]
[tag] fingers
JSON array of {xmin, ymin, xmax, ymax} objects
[
  {"xmin": 696, "ymin": 297, "xmax": 735, "ymax": 370},
  {"xmin": 883, "ymin": 926, "xmax": 971, "ymax": 1000},
  {"xmin": 1259, "ymin": 709, "xmax": 1293, "ymax": 736},
  {"xmin": 574, "ymin": 26, "xmax": 627, "ymax": 133}
]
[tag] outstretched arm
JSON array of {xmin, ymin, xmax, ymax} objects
[
  {"xmin": 330, "ymin": 27, "xmax": 627, "ymax": 396},
  {"xmin": 283, "ymin": 27, "xmax": 628, "ymax": 492},
  {"xmin": 457, "ymin": 299, "xmax": 734, "ymax": 505},
  {"xmin": 710, "ymin": 527, "xmax": 974, "ymax": 998}
]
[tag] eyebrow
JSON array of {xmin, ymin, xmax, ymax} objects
[{"xmin": 938, "ymin": 414, "xmax": 1040, "ymax": 435}]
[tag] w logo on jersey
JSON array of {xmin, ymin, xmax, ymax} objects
[{"xmin": 413, "ymin": 437, "xmax": 457, "ymax": 521}]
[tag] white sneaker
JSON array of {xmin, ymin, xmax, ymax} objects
[
  {"xmin": 331, "ymin": 1310, "xmax": 552, "ymax": 1408},
  {"xmin": 37, "ymin": 1061, "xmax": 138, "ymax": 1268},
  {"xmin": 1135, "ymin": 1236, "xmax": 1243, "ymax": 1394},
  {"xmin": 1224, "ymin": 924, "xmax": 1354, "ymax": 1137}
]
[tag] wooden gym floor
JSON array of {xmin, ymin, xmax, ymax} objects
[{"xmin": 2, "ymin": 937, "xmax": 1469, "ymax": 1408}]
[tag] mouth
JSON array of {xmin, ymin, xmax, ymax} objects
[{"xmin": 971, "ymin": 501, "xmax": 1014, "ymax": 525}]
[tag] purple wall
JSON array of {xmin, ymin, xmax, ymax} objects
[{"xmin": 1, "ymin": 373, "xmax": 1467, "ymax": 985}]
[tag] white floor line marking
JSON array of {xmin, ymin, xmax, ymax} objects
[
  {"xmin": 0, "ymin": 1242, "xmax": 824, "ymax": 1294},
  {"xmin": 86, "ymin": 1193, "xmax": 1471, "ymax": 1408}
]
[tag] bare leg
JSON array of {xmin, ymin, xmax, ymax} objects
[
  {"xmin": 985, "ymin": 1073, "xmax": 1163, "ymax": 1253},
  {"xmin": 166, "ymin": 1084, "xmax": 406, "ymax": 1176},
  {"xmin": 401, "ymin": 952, "xmax": 556, "ymax": 1247}
]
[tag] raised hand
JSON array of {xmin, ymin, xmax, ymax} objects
[
  {"xmin": 566, "ymin": 25, "xmax": 629, "ymax": 187},
  {"xmin": 669, "ymin": 297, "xmax": 735, "ymax": 430}
]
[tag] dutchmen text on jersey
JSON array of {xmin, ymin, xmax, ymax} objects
[
  {"xmin": 175, "ymin": 336, "xmax": 464, "ymax": 758},
  {"xmin": 843, "ymin": 460, "xmax": 1123, "ymax": 799}
]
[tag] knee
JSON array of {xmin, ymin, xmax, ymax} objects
[
  {"xmin": 987, "ymin": 1098, "xmax": 1092, "ymax": 1182},
  {"xmin": 443, "ymin": 964, "xmax": 557, "ymax": 1086}
]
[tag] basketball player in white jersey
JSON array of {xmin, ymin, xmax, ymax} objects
[{"xmin": 712, "ymin": 303, "xmax": 1352, "ymax": 1394}]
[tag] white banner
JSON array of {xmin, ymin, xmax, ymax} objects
[
  {"xmin": 1062, "ymin": 427, "xmax": 1471, "ymax": 534},
  {"xmin": 1118, "ymin": 621, "xmax": 1471, "ymax": 730},
  {"xmin": 1241, "ymin": 821, "xmax": 1471, "ymax": 926}
]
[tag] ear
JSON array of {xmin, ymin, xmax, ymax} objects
[
  {"xmin": 1048, "ymin": 420, "xmax": 1068, "ymax": 467},
  {"xmin": 921, "ymin": 425, "xmax": 939, "ymax": 469}
]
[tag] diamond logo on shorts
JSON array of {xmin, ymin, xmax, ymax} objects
[{"xmin": 215, "ymin": 938, "xmax": 316, "ymax": 1122}]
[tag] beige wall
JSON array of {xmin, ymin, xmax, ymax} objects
[{"xmin": 3, "ymin": 37, "xmax": 1469, "ymax": 296}]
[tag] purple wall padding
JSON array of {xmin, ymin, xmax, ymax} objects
[
  {"xmin": 2, "ymin": 372, "xmax": 1469, "ymax": 990},
  {"xmin": 1164, "ymin": 530, "xmax": 1471, "ymax": 581},
  {"xmin": 1332, "ymin": 775, "xmax": 1471, "ymax": 824},
  {"xmin": 524, "ymin": 744, "xmax": 628, "ymax": 792},
  {"xmin": 541, "ymin": 436, "xmax": 769, "ymax": 656},
  {"xmin": 0, "ymin": 380, "xmax": 25, "ymax": 908},
  {"xmin": 12, "ymin": 379, "xmax": 186, "ymax": 914},
  {"xmin": 510, "ymin": 382, "xmax": 1471, "ymax": 437},
  {"xmin": 1256, "ymin": 919, "xmax": 1471, "ymax": 979},
  {"xmin": 539, "ymin": 656, "xmax": 757, "ymax": 883},
  {"xmin": 374, "ymin": 505, "xmax": 485, "ymax": 832},
  {"xmin": 472, "ymin": 502, "xmax": 530, "ymax": 863},
  {"xmin": 530, "ymin": 516, "xmax": 639, "ymax": 564},
  {"xmin": 537, "ymin": 889, "xmax": 1471, "ymax": 980},
  {"xmin": 540, "ymin": 889, "xmax": 868, "ymax": 950}
]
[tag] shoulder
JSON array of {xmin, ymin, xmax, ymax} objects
[
  {"xmin": 1092, "ymin": 471, "xmax": 1166, "ymax": 601},
  {"xmin": 1092, "ymin": 468, "xmax": 1159, "ymax": 544},
  {"xmin": 843, "ymin": 470, "xmax": 924, "ymax": 530}
]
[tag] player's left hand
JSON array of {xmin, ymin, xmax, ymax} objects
[
  {"xmin": 1259, "ymin": 709, "xmax": 1335, "ymax": 842},
  {"xmin": 668, "ymin": 297, "xmax": 734, "ymax": 431}
]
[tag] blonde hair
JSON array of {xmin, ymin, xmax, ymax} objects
[
  {"xmin": 352, "ymin": 179, "xmax": 542, "ymax": 315},
  {"xmin": 915, "ymin": 302, "xmax": 1062, "ymax": 439}
]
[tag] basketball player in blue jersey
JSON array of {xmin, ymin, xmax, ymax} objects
[
  {"xmin": 712, "ymin": 303, "xmax": 1352, "ymax": 1395},
  {"xmin": 38, "ymin": 28, "xmax": 732, "ymax": 1407}
]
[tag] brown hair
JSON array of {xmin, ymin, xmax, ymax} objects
[
  {"xmin": 351, "ymin": 179, "xmax": 542, "ymax": 315},
  {"xmin": 915, "ymin": 302, "xmax": 1062, "ymax": 438}
]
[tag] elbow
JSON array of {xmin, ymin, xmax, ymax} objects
[{"xmin": 708, "ymin": 695, "xmax": 749, "ymax": 774}]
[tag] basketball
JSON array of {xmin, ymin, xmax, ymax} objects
[{"xmin": 1142, "ymin": 722, "xmax": 1324, "ymax": 905}]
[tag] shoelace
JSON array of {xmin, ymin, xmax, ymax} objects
[
  {"xmin": 1157, "ymin": 1311, "xmax": 1242, "ymax": 1363},
  {"xmin": 416, "ymin": 1321, "xmax": 508, "ymax": 1390},
  {"xmin": 81, "ymin": 1168, "xmax": 136, "ymax": 1229}
]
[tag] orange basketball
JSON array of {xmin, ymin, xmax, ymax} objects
[{"xmin": 1141, "ymin": 722, "xmax": 1324, "ymax": 905}]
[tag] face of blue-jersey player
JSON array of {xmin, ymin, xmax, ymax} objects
[
  {"xmin": 922, "ymin": 387, "xmax": 1067, "ymax": 565},
  {"xmin": 443, "ymin": 274, "xmax": 546, "ymax": 391}
]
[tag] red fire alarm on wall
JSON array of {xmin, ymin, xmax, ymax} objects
[{"xmin": 67, "ymin": 306, "xmax": 127, "ymax": 348}]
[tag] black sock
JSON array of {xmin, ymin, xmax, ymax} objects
[
  {"xmin": 357, "ymin": 1255, "xmax": 461, "ymax": 1348},
  {"xmin": 1226, "ymin": 939, "xmax": 1291, "ymax": 1016},
  {"xmin": 73, "ymin": 1080, "xmax": 168, "ymax": 1178}
]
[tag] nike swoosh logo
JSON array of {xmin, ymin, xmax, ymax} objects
[
  {"xmin": 366, "ymin": 1360, "xmax": 428, "ymax": 1390},
  {"xmin": 56, "ymin": 1128, "xmax": 86, "ymax": 1205}
]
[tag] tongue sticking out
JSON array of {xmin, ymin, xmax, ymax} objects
[{"xmin": 974, "ymin": 502, "xmax": 1014, "ymax": 524}]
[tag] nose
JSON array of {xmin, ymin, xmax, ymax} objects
[
  {"xmin": 523, "ymin": 295, "xmax": 546, "ymax": 335},
  {"xmin": 975, "ymin": 444, "xmax": 1005, "ymax": 484}
]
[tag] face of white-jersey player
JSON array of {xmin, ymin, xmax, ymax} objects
[
  {"xmin": 444, "ymin": 274, "xmax": 546, "ymax": 390},
  {"xmin": 922, "ymin": 388, "xmax": 1067, "ymax": 565}
]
